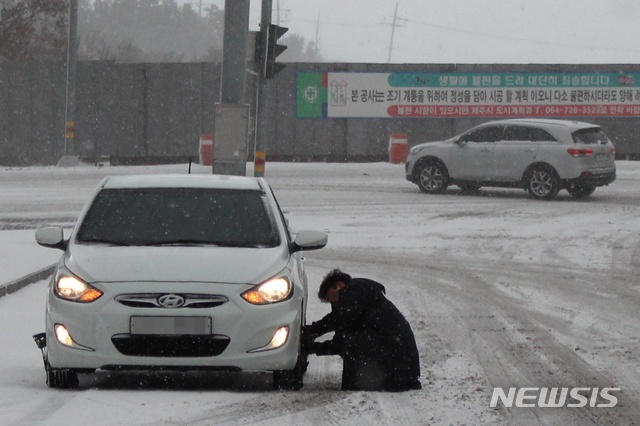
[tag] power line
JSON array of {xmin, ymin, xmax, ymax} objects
[
  {"xmin": 289, "ymin": 18, "xmax": 380, "ymax": 29},
  {"xmin": 295, "ymin": 13, "xmax": 640, "ymax": 58},
  {"xmin": 402, "ymin": 17, "xmax": 640, "ymax": 55}
]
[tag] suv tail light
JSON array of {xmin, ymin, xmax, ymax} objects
[{"xmin": 567, "ymin": 148, "xmax": 594, "ymax": 157}]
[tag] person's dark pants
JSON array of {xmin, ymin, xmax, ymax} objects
[
  {"xmin": 311, "ymin": 331, "xmax": 387, "ymax": 391},
  {"xmin": 310, "ymin": 331, "xmax": 422, "ymax": 391}
]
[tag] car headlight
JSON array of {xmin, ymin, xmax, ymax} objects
[
  {"xmin": 54, "ymin": 269, "xmax": 103, "ymax": 303},
  {"xmin": 241, "ymin": 276, "xmax": 292, "ymax": 305}
]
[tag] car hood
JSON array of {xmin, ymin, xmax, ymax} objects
[
  {"xmin": 413, "ymin": 138, "xmax": 454, "ymax": 150},
  {"xmin": 63, "ymin": 244, "xmax": 290, "ymax": 285}
]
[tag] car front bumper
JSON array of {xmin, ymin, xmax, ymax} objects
[{"xmin": 44, "ymin": 281, "xmax": 303, "ymax": 373}]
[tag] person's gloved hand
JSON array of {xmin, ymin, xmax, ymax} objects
[{"xmin": 301, "ymin": 325, "xmax": 316, "ymax": 354}]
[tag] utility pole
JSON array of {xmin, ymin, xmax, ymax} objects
[
  {"xmin": 388, "ymin": 2, "xmax": 398, "ymax": 63},
  {"xmin": 220, "ymin": 0, "xmax": 250, "ymax": 104},
  {"xmin": 59, "ymin": 0, "xmax": 79, "ymax": 167},
  {"xmin": 215, "ymin": 0, "xmax": 251, "ymax": 176},
  {"xmin": 315, "ymin": 11, "xmax": 320, "ymax": 56},
  {"xmin": 384, "ymin": 2, "xmax": 406, "ymax": 64}
]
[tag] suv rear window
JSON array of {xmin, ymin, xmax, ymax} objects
[
  {"xmin": 572, "ymin": 128, "xmax": 609, "ymax": 145},
  {"xmin": 77, "ymin": 188, "xmax": 279, "ymax": 247}
]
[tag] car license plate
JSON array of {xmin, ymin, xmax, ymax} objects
[
  {"xmin": 130, "ymin": 316, "xmax": 211, "ymax": 335},
  {"xmin": 596, "ymin": 152, "xmax": 608, "ymax": 162}
]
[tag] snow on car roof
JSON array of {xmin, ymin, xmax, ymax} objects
[
  {"xmin": 100, "ymin": 174, "xmax": 265, "ymax": 191},
  {"xmin": 486, "ymin": 118, "xmax": 600, "ymax": 131}
]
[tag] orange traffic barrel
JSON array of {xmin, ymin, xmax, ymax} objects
[
  {"xmin": 388, "ymin": 133, "xmax": 409, "ymax": 164},
  {"xmin": 199, "ymin": 134, "xmax": 213, "ymax": 165}
]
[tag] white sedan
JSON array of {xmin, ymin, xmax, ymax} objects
[{"xmin": 33, "ymin": 174, "xmax": 327, "ymax": 390}]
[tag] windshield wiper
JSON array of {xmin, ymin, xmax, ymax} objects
[
  {"xmin": 79, "ymin": 238, "xmax": 130, "ymax": 246},
  {"xmin": 147, "ymin": 240, "xmax": 274, "ymax": 248},
  {"xmin": 82, "ymin": 239, "xmax": 274, "ymax": 248},
  {"xmin": 136, "ymin": 239, "xmax": 220, "ymax": 246}
]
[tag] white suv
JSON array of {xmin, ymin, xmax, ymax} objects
[
  {"xmin": 33, "ymin": 174, "xmax": 327, "ymax": 390},
  {"xmin": 405, "ymin": 118, "xmax": 616, "ymax": 200}
]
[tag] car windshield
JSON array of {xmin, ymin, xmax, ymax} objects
[
  {"xmin": 76, "ymin": 188, "xmax": 280, "ymax": 247},
  {"xmin": 572, "ymin": 128, "xmax": 609, "ymax": 145}
]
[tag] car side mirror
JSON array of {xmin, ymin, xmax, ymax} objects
[
  {"xmin": 290, "ymin": 230, "xmax": 328, "ymax": 253},
  {"xmin": 35, "ymin": 226, "xmax": 68, "ymax": 251}
]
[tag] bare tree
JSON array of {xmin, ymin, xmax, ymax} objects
[{"xmin": 0, "ymin": 0, "xmax": 67, "ymax": 60}]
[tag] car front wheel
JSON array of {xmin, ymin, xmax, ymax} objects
[
  {"xmin": 527, "ymin": 166, "xmax": 560, "ymax": 200},
  {"xmin": 567, "ymin": 183, "xmax": 596, "ymax": 198},
  {"xmin": 416, "ymin": 161, "xmax": 449, "ymax": 194},
  {"xmin": 273, "ymin": 351, "xmax": 305, "ymax": 390},
  {"xmin": 46, "ymin": 369, "xmax": 79, "ymax": 389}
]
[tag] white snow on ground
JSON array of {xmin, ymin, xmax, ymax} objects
[{"xmin": 1, "ymin": 161, "xmax": 639, "ymax": 425}]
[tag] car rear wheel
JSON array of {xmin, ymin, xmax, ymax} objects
[
  {"xmin": 567, "ymin": 183, "xmax": 596, "ymax": 198},
  {"xmin": 46, "ymin": 369, "xmax": 79, "ymax": 389},
  {"xmin": 527, "ymin": 166, "xmax": 560, "ymax": 200},
  {"xmin": 416, "ymin": 161, "xmax": 449, "ymax": 194}
]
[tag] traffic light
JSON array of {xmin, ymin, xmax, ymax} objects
[{"xmin": 265, "ymin": 24, "xmax": 287, "ymax": 79}]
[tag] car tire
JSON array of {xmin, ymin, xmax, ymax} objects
[
  {"xmin": 46, "ymin": 369, "xmax": 79, "ymax": 389},
  {"xmin": 415, "ymin": 160, "xmax": 449, "ymax": 194},
  {"xmin": 527, "ymin": 166, "xmax": 560, "ymax": 200},
  {"xmin": 567, "ymin": 184, "xmax": 596, "ymax": 198},
  {"xmin": 273, "ymin": 351, "xmax": 305, "ymax": 391}
]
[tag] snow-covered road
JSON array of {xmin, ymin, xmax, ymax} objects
[{"xmin": 1, "ymin": 161, "xmax": 639, "ymax": 425}]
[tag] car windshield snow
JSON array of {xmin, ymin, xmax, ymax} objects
[{"xmin": 76, "ymin": 188, "xmax": 280, "ymax": 247}]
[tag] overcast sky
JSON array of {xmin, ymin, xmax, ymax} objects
[{"xmin": 185, "ymin": 0, "xmax": 640, "ymax": 64}]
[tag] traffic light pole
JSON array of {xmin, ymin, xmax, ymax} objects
[{"xmin": 254, "ymin": 0, "xmax": 272, "ymax": 177}]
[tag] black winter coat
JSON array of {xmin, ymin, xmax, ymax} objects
[{"xmin": 307, "ymin": 278, "xmax": 421, "ymax": 391}]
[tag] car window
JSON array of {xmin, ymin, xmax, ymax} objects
[
  {"xmin": 503, "ymin": 126, "xmax": 557, "ymax": 142},
  {"xmin": 572, "ymin": 127, "xmax": 609, "ymax": 145},
  {"xmin": 461, "ymin": 126, "xmax": 503, "ymax": 142},
  {"xmin": 76, "ymin": 188, "xmax": 280, "ymax": 247}
]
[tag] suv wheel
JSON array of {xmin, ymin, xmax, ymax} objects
[
  {"xmin": 527, "ymin": 166, "xmax": 560, "ymax": 200},
  {"xmin": 416, "ymin": 161, "xmax": 449, "ymax": 194},
  {"xmin": 567, "ymin": 184, "xmax": 596, "ymax": 198}
]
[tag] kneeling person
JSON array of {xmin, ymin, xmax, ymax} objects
[{"xmin": 303, "ymin": 269, "xmax": 421, "ymax": 391}]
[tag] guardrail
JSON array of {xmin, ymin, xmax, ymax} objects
[{"xmin": 0, "ymin": 264, "xmax": 56, "ymax": 299}]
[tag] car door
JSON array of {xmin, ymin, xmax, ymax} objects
[
  {"xmin": 447, "ymin": 125, "xmax": 503, "ymax": 180},
  {"xmin": 493, "ymin": 125, "xmax": 557, "ymax": 181}
]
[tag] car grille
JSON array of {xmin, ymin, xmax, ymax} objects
[
  {"xmin": 111, "ymin": 334, "xmax": 230, "ymax": 357},
  {"xmin": 115, "ymin": 294, "xmax": 228, "ymax": 309}
]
